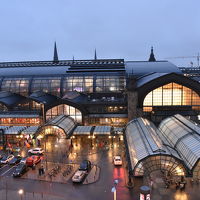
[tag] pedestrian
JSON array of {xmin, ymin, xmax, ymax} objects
[
  {"xmin": 32, "ymin": 163, "xmax": 36, "ymax": 170},
  {"xmin": 41, "ymin": 165, "xmax": 45, "ymax": 175},
  {"xmin": 38, "ymin": 167, "xmax": 41, "ymax": 176}
]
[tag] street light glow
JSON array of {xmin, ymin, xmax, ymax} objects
[{"xmin": 18, "ymin": 189, "xmax": 24, "ymax": 195}]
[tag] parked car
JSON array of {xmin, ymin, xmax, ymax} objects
[
  {"xmin": 13, "ymin": 163, "xmax": 27, "ymax": 177},
  {"xmin": 8, "ymin": 155, "xmax": 22, "ymax": 165},
  {"xmin": 28, "ymin": 148, "xmax": 44, "ymax": 155},
  {"xmin": 12, "ymin": 147, "xmax": 21, "ymax": 153},
  {"xmin": 79, "ymin": 160, "xmax": 91, "ymax": 172},
  {"xmin": 26, "ymin": 155, "xmax": 41, "ymax": 167},
  {"xmin": 113, "ymin": 156, "xmax": 122, "ymax": 166},
  {"xmin": 72, "ymin": 170, "xmax": 87, "ymax": 183},
  {"xmin": 20, "ymin": 157, "xmax": 27, "ymax": 164},
  {"xmin": 0, "ymin": 155, "xmax": 15, "ymax": 164}
]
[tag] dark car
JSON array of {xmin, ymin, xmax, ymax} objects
[
  {"xmin": 79, "ymin": 160, "xmax": 91, "ymax": 172},
  {"xmin": 8, "ymin": 156, "xmax": 22, "ymax": 165},
  {"xmin": 13, "ymin": 163, "xmax": 27, "ymax": 177}
]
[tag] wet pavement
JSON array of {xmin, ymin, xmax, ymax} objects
[{"xmin": 0, "ymin": 136, "xmax": 200, "ymax": 199}]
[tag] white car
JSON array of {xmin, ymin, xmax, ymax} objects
[
  {"xmin": 72, "ymin": 170, "xmax": 87, "ymax": 183},
  {"xmin": 113, "ymin": 156, "xmax": 122, "ymax": 166},
  {"xmin": 0, "ymin": 155, "xmax": 15, "ymax": 164},
  {"xmin": 28, "ymin": 148, "xmax": 44, "ymax": 155}
]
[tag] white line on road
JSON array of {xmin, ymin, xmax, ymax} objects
[
  {"xmin": 1, "ymin": 165, "xmax": 17, "ymax": 176},
  {"xmin": 0, "ymin": 164, "xmax": 8, "ymax": 171}
]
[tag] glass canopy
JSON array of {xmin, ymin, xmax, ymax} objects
[
  {"xmin": 158, "ymin": 114, "xmax": 200, "ymax": 179},
  {"xmin": 125, "ymin": 118, "xmax": 186, "ymax": 177}
]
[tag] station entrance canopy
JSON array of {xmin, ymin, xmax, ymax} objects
[
  {"xmin": 125, "ymin": 118, "xmax": 187, "ymax": 177},
  {"xmin": 37, "ymin": 115, "xmax": 76, "ymax": 139}
]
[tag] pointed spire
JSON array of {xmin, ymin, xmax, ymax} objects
[
  {"xmin": 53, "ymin": 42, "xmax": 59, "ymax": 63},
  {"xmin": 94, "ymin": 49, "xmax": 97, "ymax": 60},
  {"xmin": 148, "ymin": 46, "xmax": 156, "ymax": 62}
]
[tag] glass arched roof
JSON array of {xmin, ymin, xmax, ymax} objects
[
  {"xmin": 44, "ymin": 114, "xmax": 76, "ymax": 138},
  {"xmin": 125, "ymin": 118, "xmax": 184, "ymax": 174},
  {"xmin": 158, "ymin": 114, "xmax": 200, "ymax": 170}
]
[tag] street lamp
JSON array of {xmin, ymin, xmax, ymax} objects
[
  {"xmin": 111, "ymin": 179, "xmax": 118, "ymax": 200},
  {"xmin": 40, "ymin": 102, "xmax": 47, "ymax": 170},
  {"xmin": 18, "ymin": 189, "xmax": 24, "ymax": 200}
]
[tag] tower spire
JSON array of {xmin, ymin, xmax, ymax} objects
[
  {"xmin": 53, "ymin": 42, "xmax": 59, "ymax": 63},
  {"xmin": 148, "ymin": 46, "xmax": 156, "ymax": 62},
  {"xmin": 94, "ymin": 49, "xmax": 97, "ymax": 60}
]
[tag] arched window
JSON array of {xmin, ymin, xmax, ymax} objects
[
  {"xmin": 46, "ymin": 104, "xmax": 82, "ymax": 123},
  {"xmin": 143, "ymin": 82, "xmax": 200, "ymax": 112}
]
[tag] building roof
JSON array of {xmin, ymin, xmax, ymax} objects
[
  {"xmin": 0, "ymin": 59, "xmax": 125, "ymax": 76},
  {"xmin": 0, "ymin": 91, "xmax": 27, "ymax": 108},
  {"xmin": 125, "ymin": 61, "xmax": 182, "ymax": 77}
]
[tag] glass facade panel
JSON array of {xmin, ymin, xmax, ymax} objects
[
  {"xmin": 1, "ymin": 78, "xmax": 29, "ymax": 96},
  {"xmin": 31, "ymin": 77, "xmax": 61, "ymax": 96},
  {"xmin": 46, "ymin": 104, "xmax": 82, "ymax": 123},
  {"xmin": 62, "ymin": 76, "xmax": 93, "ymax": 93},
  {"xmin": 96, "ymin": 76, "xmax": 125, "ymax": 92},
  {"xmin": 88, "ymin": 117, "xmax": 128, "ymax": 127}
]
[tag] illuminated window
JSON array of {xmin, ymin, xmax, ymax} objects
[
  {"xmin": 96, "ymin": 76, "xmax": 125, "ymax": 92},
  {"xmin": 62, "ymin": 76, "xmax": 93, "ymax": 93},
  {"xmin": 31, "ymin": 77, "xmax": 61, "ymax": 97},
  {"xmin": 143, "ymin": 82, "xmax": 200, "ymax": 112},
  {"xmin": 1, "ymin": 78, "xmax": 29, "ymax": 96},
  {"xmin": 46, "ymin": 104, "xmax": 82, "ymax": 123}
]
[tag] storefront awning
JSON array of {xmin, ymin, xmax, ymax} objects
[
  {"xmin": 4, "ymin": 126, "xmax": 27, "ymax": 135},
  {"xmin": 21, "ymin": 126, "xmax": 39, "ymax": 135},
  {"xmin": 73, "ymin": 126, "xmax": 93, "ymax": 135},
  {"xmin": 93, "ymin": 126, "xmax": 112, "ymax": 135}
]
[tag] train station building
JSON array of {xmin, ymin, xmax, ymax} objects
[{"xmin": 0, "ymin": 46, "xmax": 200, "ymax": 179}]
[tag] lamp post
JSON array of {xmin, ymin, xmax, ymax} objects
[
  {"xmin": 40, "ymin": 102, "xmax": 47, "ymax": 170},
  {"xmin": 18, "ymin": 189, "xmax": 24, "ymax": 200},
  {"xmin": 111, "ymin": 179, "xmax": 118, "ymax": 200}
]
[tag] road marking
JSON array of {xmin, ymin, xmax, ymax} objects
[
  {"xmin": 0, "ymin": 164, "xmax": 8, "ymax": 171},
  {"xmin": 1, "ymin": 165, "xmax": 17, "ymax": 176}
]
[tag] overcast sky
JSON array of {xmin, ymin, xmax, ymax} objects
[{"xmin": 0, "ymin": 0, "xmax": 200, "ymax": 67}]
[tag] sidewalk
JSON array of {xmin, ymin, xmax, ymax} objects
[
  {"xmin": 21, "ymin": 161, "xmax": 78, "ymax": 184},
  {"xmin": 83, "ymin": 165, "xmax": 100, "ymax": 185}
]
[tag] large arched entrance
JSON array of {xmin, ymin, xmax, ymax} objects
[{"xmin": 35, "ymin": 115, "xmax": 76, "ymax": 163}]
